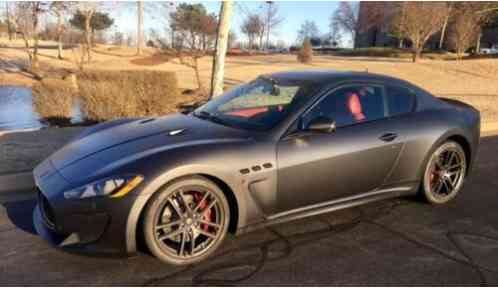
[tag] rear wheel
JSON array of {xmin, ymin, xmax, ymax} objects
[
  {"xmin": 143, "ymin": 176, "xmax": 230, "ymax": 265},
  {"xmin": 422, "ymin": 141, "xmax": 467, "ymax": 204}
]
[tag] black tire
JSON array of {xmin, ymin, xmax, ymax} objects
[
  {"xmin": 143, "ymin": 176, "xmax": 230, "ymax": 265},
  {"xmin": 421, "ymin": 141, "xmax": 467, "ymax": 204}
]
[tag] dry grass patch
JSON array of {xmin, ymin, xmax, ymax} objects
[
  {"xmin": 130, "ymin": 54, "xmax": 171, "ymax": 66},
  {"xmin": 32, "ymin": 78, "xmax": 75, "ymax": 125},
  {"xmin": 77, "ymin": 70, "xmax": 181, "ymax": 121}
]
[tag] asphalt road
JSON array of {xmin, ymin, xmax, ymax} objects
[{"xmin": 1, "ymin": 135, "xmax": 498, "ymax": 285}]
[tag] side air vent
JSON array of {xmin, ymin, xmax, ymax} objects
[
  {"xmin": 251, "ymin": 165, "xmax": 262, "ymax": 172},
  {"xmin": 262, "ymin": 163, "xmax": 273, "ymax": 169},
  {"xmin": 240, "ymin": 163, "xmax": 274, "ymax": 175}
]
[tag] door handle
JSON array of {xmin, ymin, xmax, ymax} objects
[{"xmin": 379, "ymin": 133, "xmax": 398, "ymax": 142}]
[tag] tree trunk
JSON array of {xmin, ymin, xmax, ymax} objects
[
  {"xmin": 136, "ymin": 1, "xmax": 144, "ymax": 55},
  {"xmin": 193, "ymin": 57, "xmax": 205, "ymax": 96},
  {"xmin": 56, "ymin": 12, "xmax": 64, "ymax": 60},
  {"xmin": 57, "ymin": 35, "xmax": 63, "ymax": 60},
  {"xmin": 91, "ymin": 28, "xmax": 96, "ymax": 47},
  {"xmin": 476, "ymin": 31, "xmax": 482, "ymax": 54},
  {"xmin": 170, "ymin": 28, "xmax": 175, "ymax": 48},
  {"xmin": 439, "ymin": 16, "xmax": 449, "ymax": 50},
  {"xmin": 84, "ymin": 14, "xmax": 92, "ymax": 63},
  {"xmin": 210, "ymin": 1, "xmax": 233, "ymax": 98},
  {"xmin": 31, "ymin": 4, "xmax": 40, "ymax": 71},
  {"xmin": 5, "ymin": 2, "xmax": 13, "ymax": 41},
  {"xmin": 412, "ymin": 47, "xmax": 421, "ymax": 63}
]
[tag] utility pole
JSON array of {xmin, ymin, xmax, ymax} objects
[
  {"xmin": 265, "ymin": 1, "xmax": 273, "ymax": 50},
  {"xmin": 210, "ymin": 1, "xmax": 233, "ymax": 98},
  {"xmin": 136, "ymin": 1, "xmax": 144, "ymax": 55}
]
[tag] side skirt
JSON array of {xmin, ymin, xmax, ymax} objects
[{"xmin": 236, "ymin": 184, "xmax": 417, "ymax": 235}]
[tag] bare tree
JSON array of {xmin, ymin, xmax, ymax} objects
[
  {"xmin": 50, "ymin": 2, "xmax": 70, "ymax": 60},
  {"xmin": 297, "ymin": 20, "xmax": 320, "ymax": 43},
  {"xmin": 329, "ymin": 19, "xmax": 342, "ymax": 47},
  {"xmin": 177, "ymin": 49, "xmax": 206, "ymax": 96},
  {"xmin": 449, "ymin": 2, "xmax": 497, "ymax": 59},
  {"xmin": 71, "ymin": 2, "xmax": 101, "ymax": 63},
  {"xmin": 438, "ymin": 2, "xmax": 454, "ymax": 50},
  {"xmin": 241, "ymin": 14, "xmax": 264, "ymax": 49},
  {"xmin": 169, "ymin": 3, "xmax": 217, "ymax": 51},
  {"xmin": 395, "ymin": 2, "xmax": 448, "ymax": 62},
  {"xmin": 5, "ymin": 2, "xmax": 15, "ymax": 40},
  {"xmin": 15, "ymin": 2, "xmax": 48, "ymax": 71},
  {"xmin": 332, "ymin": 2, "xmax": 359, "ymax": 45},
  {"xmin": 263, "ymin": 1, "xmax": 283, "ymax": 49}
]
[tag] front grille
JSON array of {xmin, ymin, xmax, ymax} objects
[{"xmin": 37, "ymin": 189, "xmax": 56, "ymax": 230}]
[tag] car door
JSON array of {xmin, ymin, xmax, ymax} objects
[{"xmin": 273, "ymin": 83, "xmax": 404, "ymax": 215}]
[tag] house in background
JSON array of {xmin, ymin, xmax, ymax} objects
[{"xmin": 354, "ymin": 2, "xmax": 498, "ymax": 51}]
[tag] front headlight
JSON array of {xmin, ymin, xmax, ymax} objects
[{"xmin": 63, "ymin": 175, "xmax": 144, "ymax": 199}]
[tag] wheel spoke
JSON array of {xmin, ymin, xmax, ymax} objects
[
  {"xmin": 178, "ymin": 190, "xmax": 192, "ymax": 213},
  {"xmin": 441, "ymin": 178, "xmax": 451, "ymax": 194},
  {"xmin": 158, "ymin": 228, "xmax": 183, "ymax": 241},
  {"xmin": 433, "ymin": 179, "xmax": 444, "ymax": 194},
  {"xmin": 193, "ymin": 191, "xmax": 210, "ymax": 213},
  {"xmin": 449, "ymin": 170, "xmax": 460, "ymax": 177},
  {"xmin": 168, "ymin": 198, "xmax": 184, "ymax": 218},
  {"xmin": 156, "ymin": 220, "xmax": 181, "ymax": 231},
  {"xmin": 447, "ymin": 151, "xmax": 456, "ymax": 167},
  {"xmin": 447, "ymin": 163, "xmax": 462, "ymax": 171},
  {"xmin": 201, "ymin": 198, "xmax": 217, "ymax": 215},
  {"xmin": 199, "ymin": 219, "xmax": 221, "ymax": 229},
  {"xmin": 196, "ymin": 228, "xmax": 217, "ymax": 239},
  {"xmin": 190, "ymin": 229, "xmax": 195, "ymax": 255},
  {"xmin": 178, "ymin": 230, "xmax": 186, "ymax": 256},
  {"xmin": 445, "ymin": 177, "xmax": 454, "ymax": 192},
  {"xmin": 435, "ymin": 157, "xmax": 444, "ymax": 170}
]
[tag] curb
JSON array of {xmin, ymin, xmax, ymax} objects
[{"xmin": 0, "ymin": 128, "xmax": 40, "ymax": 138}]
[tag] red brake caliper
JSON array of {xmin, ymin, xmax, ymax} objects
[{"xmin": 193, "ymin": 192, "xmax": 212, "ymax": 232}]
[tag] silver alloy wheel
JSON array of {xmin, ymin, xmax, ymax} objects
[
  {"xmin": 423, "ymin": 141, "xmax": 467, "ymax": 204},
  {"xmin": 152, "ymin": 185, "xmax": 225, "ymax": 260}
]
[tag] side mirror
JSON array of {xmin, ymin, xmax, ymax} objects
[{"xmin": 306, "ymin": 116, "xmax": 336, "ymax": 133}]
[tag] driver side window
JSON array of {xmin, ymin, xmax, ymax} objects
[{"xmin": 301, "ymin": 84, "xmax": 386, "ymax": 130}]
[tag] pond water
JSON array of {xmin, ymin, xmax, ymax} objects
[{"xmin": 0, "ymin": 86, "xmax": 83, "ymax": 132}]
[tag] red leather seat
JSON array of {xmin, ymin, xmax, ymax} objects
[{"xmin": 347, "ymin": 92, "xmax": 366, "ymax": 122}]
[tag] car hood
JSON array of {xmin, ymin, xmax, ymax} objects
[{"xmin": 49, "ymin": 113, "xmax": 250, "ymax": 173}]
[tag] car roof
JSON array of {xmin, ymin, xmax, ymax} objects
[{"xmin": 263, "ymin": 70, "xmax": 408, "ymax": 87}]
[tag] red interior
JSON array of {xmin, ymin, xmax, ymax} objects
[
  {"xmin": 225, "ymin": 105, "xmax": 284, "ymax": 118},
  {"xmin": 347, "ymin": 92, "xmax": 366, "ymax": 121}
]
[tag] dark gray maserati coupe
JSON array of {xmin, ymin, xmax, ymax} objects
[{"xmin": 33, "ymin": 71, "xmax": 480, "ymax": 265}]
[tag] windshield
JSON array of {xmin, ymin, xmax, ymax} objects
[{"xmin": 193, "ymin": 77, "xmax": 316, "ymax": 131}]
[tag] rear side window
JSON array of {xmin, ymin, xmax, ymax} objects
[{"xmin": 386, "ymin": 85, "xmax": 416, "ymax": 117}]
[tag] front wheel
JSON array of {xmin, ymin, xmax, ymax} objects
[
  {"xmin": 422, "ymin": 141, "xmax": 467, "ymax": 204},
  {"xmin": 143, "ymin": 176, "xmax": 230, "ymax": 265}
]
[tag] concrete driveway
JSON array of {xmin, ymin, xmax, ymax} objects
[{"xmin": 1, "ymin": 135, "xmax": 498, "ymax": 285}]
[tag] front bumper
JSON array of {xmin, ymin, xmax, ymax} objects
[{"xmin": 33, "ymin": 161, "xmax": 138, "ymax": 256}]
